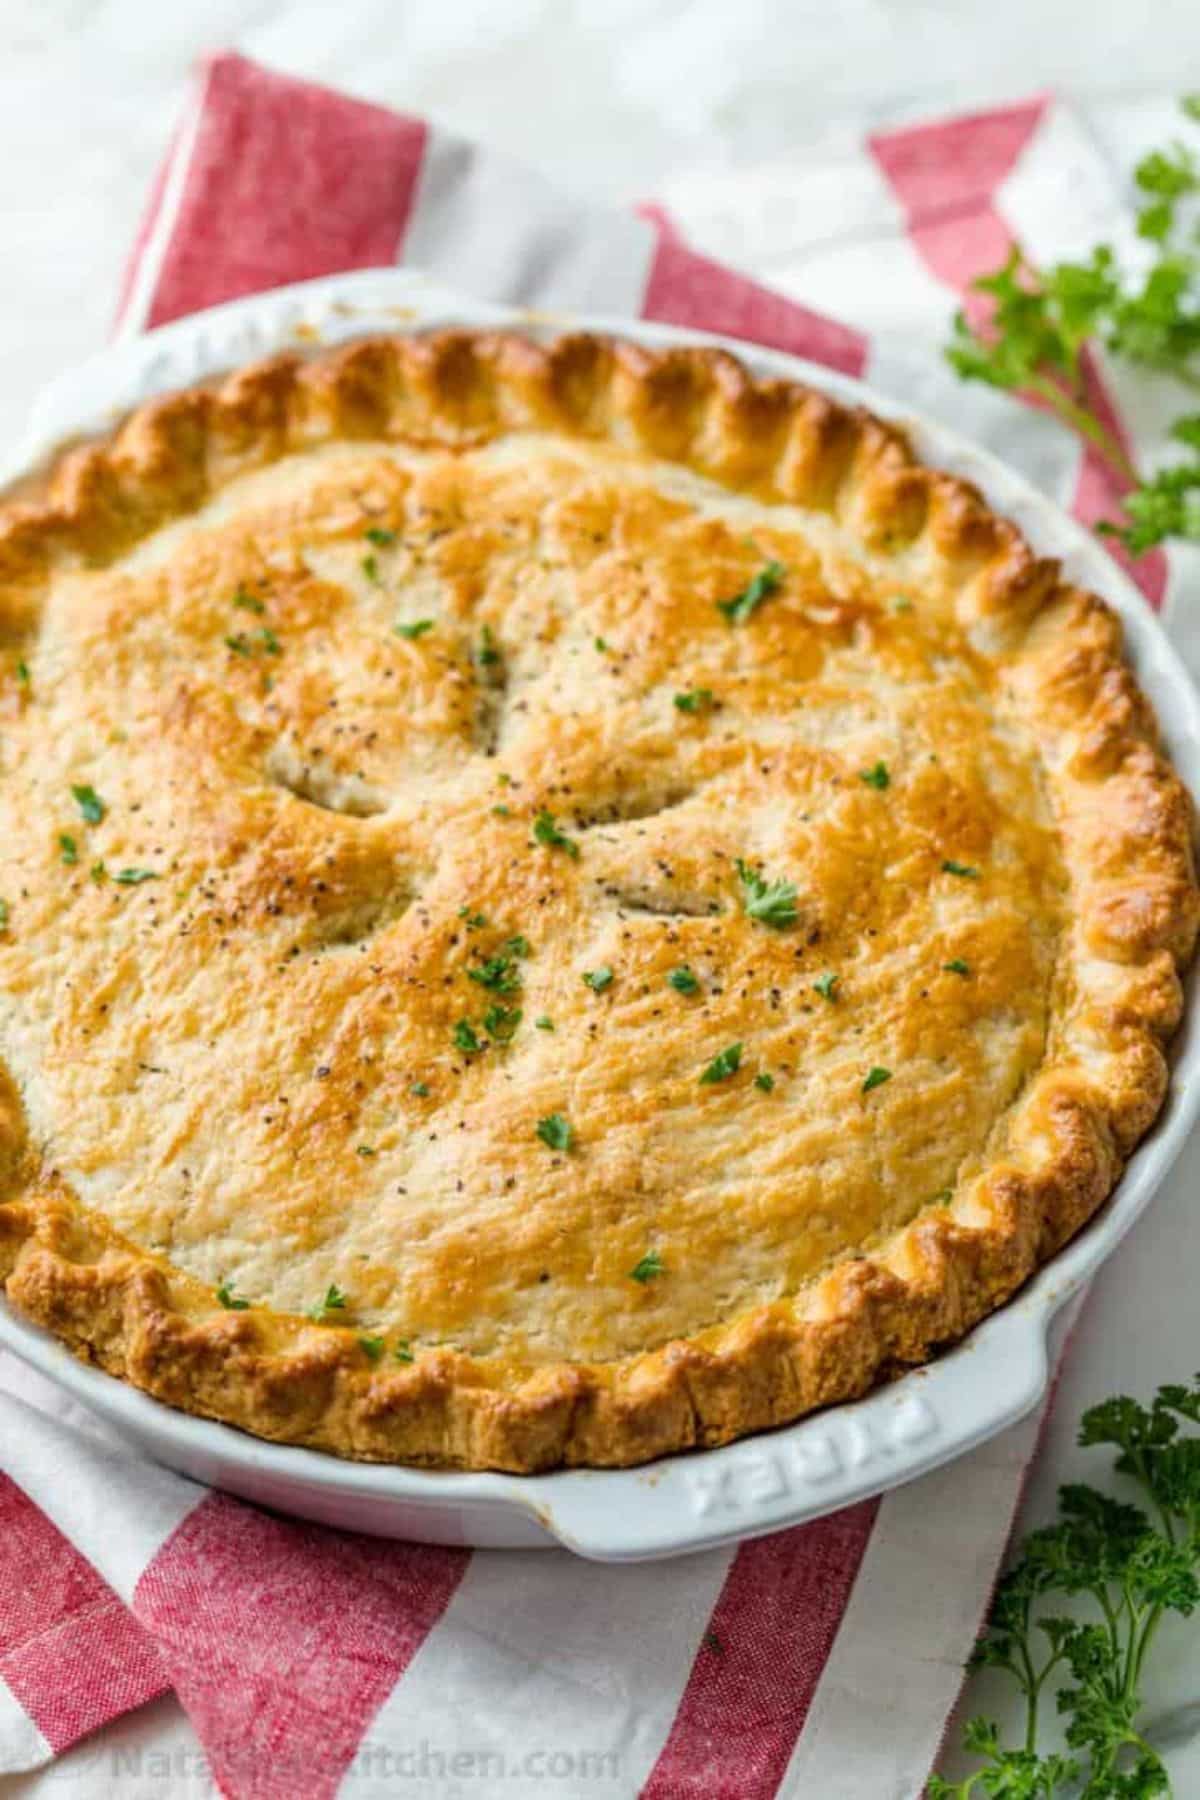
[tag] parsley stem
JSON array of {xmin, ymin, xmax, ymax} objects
[
  {"xmin": 1168, "ymin": 364, "xmax": 1200, "ymax": 396},
  {"xmin": 1026, "ymin": 374, "xmax": 1138, "ymax": 485}
]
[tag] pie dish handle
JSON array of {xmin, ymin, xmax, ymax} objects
[{"xmin": 526, "ymin": 1299, "xmax": 1055, "ymax": 1562}]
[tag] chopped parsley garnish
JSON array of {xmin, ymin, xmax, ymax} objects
[
  {"xmin": 536, "ymin": 1112, "xmax": 574, "ymax": 1152},
  {"xmin": 813, "ymin": 971, "xmax": 840, "ymax": 1001},
  {"xmin": 409, "ymin": 1080, "xmax": 430, "ymax": 1097},
  {"xmin": 942, "ymin": 859, "xmax": 980, "ymax": 879},
  {"xmin": 700, "ymin": 1042, "xmax": 743, "ymax": 1085},
  {"xmin": 928, "ymin": 1189, "xmax": 954, "ymax": 1208},
  {"xmin": 594, "ymin": 636, "xmax": 609, "ymax": 652},
  {"xmin": 308, "ymin": 1284, "xmax": 348, "ymax": 1322},
  {"xmin": 532, "ymin": 809, "xmax": 579, "ymax": 858},
  {"xmin": 115, "ymin": 868, "xmax": 159, "ymax": 885},
  {"xmin": 16, "ymin": 660, "xmax": 29, "ymax": 685},
  {"xmin": 754, "ymin": 1071, "xmax": 775, "ymax": 1092},
  {"xmin": 395, "ymin": 619, "xmax": 434, "ymax": 640},
  {"xmin": 216, "ymin": 1279, "xmax": 249, "ymax": 1311},
  {"xmin": 717, "ymin": 559, "xmax": 785, "ymax": 625},
  {"xmin": 58, "ymin": 833, "xmax": 78, "ymax": 866},
  {"xmin": 394, "ymin": 1339, "xmax": 415, "ymax": 1363},
  {"xmin": 891, "ymin": 596, "xmax": 914, "ymax": 613},
  {"xmin": 453, "ymin": 1018, "xmax": 483, "ymax": 1055},
  {"xmin": 630, "ymin": 1250, "xmax": 664, "ymax": 1283},
  {"xmin": 232, "ymin": 585, "xmax": 265, "ymax": 614},
  {"xmin": 492, "ymin": 804, "xmax": 512, "ymax": 818},
  {"xmin": 356, "ymin": 1144, "xmax": 377, "ymax": 1157},
  {"xmin": 458, "ymin": 906, "xmax": 488, "ymax": 928},
  {"xmin": 859, "ymin": 761, "xmax": 890, "ymax": 790},
  {"xmin": 943, "ymin": 958, "xmax": 971, "ymax": 976},
  {"xmin": 71, "ymin": 784, "xmax": 106, "ymax": 825},
  {"xmin": 362, "ymin": 554, "xmax": 381, "ymax": 584},
  {"xmin": 736, "ymin": 858, "xmax": 798, "ymax": 929},
  {"xmin": 506, "ymin": 934, "xmax": 532, "ymax": 958},
  {"xmin": 673, "ymin": 687, "xmax": 715, "ymax": 714},
  {"xmin": 468, "ymin": 953, "xmax": 521, "ymax": 993},
  {"xmin": 667, "ymin": 965, "xmax": 699, "ymax": 994},
  {"xmin": 862, "ymin": 1066, "xmax": 892, "ymax": 1093},
  {"xmin": 476, "ymin": 625, "xmax": 501, "ymax": 667},
  {"xmin": 535, "ymin": 1015, "xmax": 555, "ymax": 1031},
  {"xmin": 90, "ymin": 861, "xmax": 107, "ymax": 883},
  {"xmin": 364, "ymin": 525, "xmax": 397, "ymax": 547},
  {"xmin": 225, "ymin": 627, "xmax": 280, "ymax": 659},
  {"xmin": 582, "ymin": 965, "xmax": 614, "ymax": 993},
  {"xmin": 483, "ymin": 1002, "xmax": 522, "ymax": 1042},
  {"xmin": 358, "ymin": 1335, "xmax": 386, "ymax": 1362},
  {"xmin": 0, "ymin": 899, "xmax": 8, "ymax": 930}
]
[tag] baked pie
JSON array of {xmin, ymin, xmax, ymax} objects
[{"xmin": 0, "ymin": 331, "xmax": 1194, "ymax": 1472}]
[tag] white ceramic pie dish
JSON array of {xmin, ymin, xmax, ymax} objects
[{"xmin": 1, "ymin": 269, "xmax": 1198, "ymax": 1561}]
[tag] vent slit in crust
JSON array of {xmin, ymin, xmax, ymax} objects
[{"xmin": 266, "ymin": 741, "xmax": 389, "ymax": 818}]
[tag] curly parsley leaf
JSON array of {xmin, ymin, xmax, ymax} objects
[
  {"xmin": 467, "ymin": 953, "xmax": 522, "ymax": 994},
  {"xmin": 699, "ymin": 1042, "xmax": 742, "ymax": 1085},
  {"xmin": 667, "ymin": 965, "xmax": 700, "ymax": 995},
  {"xmin": 1099, "ymin": 416, "xmax": 1200, "ymax": 554},
  {"xmin": 475, "ymin": 625, "xmax": 502, "ymax": 669},
  {"xmin": 935, "ymin": 1372, "xmax": 1200, "ymax": 1798},
  {"xmin": 532, "ymin": 809, "xmax": 580, "ymax": 858},
  {"xmin": 308, "ymin": 1284, "xmax": 349, "ymax": 1322},
  {"xmin": 71, "ymin": 784, "xmax": 106, "ymax": 825},
  {"xmin": 736, "ymin": 858, "xmax": 799, "ymax": 929},
  {"xmin": 717, "ymin": 560, "xmax": 785, "ymax": 625},
  {"xmin": 482, "ymin": 1002, "xmax": 522, "ymax": 1042},
  {"xmin": 535, "ymin": 1112, "xmax": 574, "ymax": 1152},
  {"xmin": 630, "ymin": 1249, "xmax": 664, "ymax": 1283}
]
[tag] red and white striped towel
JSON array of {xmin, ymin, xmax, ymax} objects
[{"xmin": 1, "ymin": 53, "xmax": 1194, "ymax": 1800}]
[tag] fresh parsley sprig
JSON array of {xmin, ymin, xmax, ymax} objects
[
  {"xmin": 933, "ymin": 1374, "xmax": 1200, "ymax": 1799},
  {"xmin": 943, "ymin": 97, "xmax": 1200, "ymax": 556}
]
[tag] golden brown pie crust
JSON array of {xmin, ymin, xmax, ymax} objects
[{"xmin": 0, "ymin": 330, "xmax": 1195, "ymax": 1472}]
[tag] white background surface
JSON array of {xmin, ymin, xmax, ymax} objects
[{"xmin": 2, "ymin": 2, "xmax": 1200, "ymax": 1794}]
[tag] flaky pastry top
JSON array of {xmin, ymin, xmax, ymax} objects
[{"xmin": 0, "ymin": 331, "xmax": 1194, "ymax": 1471}]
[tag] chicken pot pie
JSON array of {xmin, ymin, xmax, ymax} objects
[{"xmin": 0, "ymin": 331, "xmax": 1194, "ymax": 1473}]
